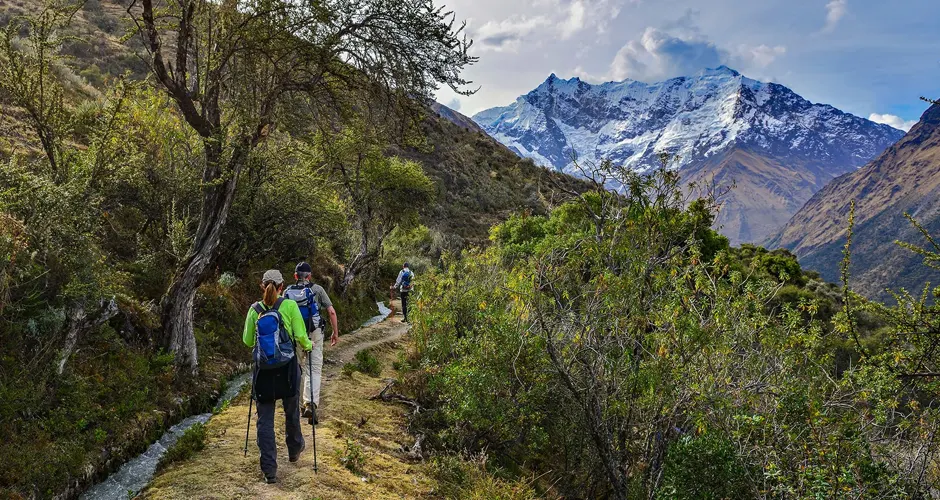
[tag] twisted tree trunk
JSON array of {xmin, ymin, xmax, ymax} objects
[
  {"xmin": 57, "ymin": 298, "xmax": 119, "ymax": 375},
  {"xmin": 339, "ymin": 224, "xmax": 378, "ymax": 295},
  {"xmin": 161, "ymin": 143, "xmax": 244, "ymax": 371}
]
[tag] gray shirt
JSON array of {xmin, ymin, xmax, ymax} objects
[
  {"xmin": 284, "ymin": 282, "xmax": 332, "ymax": 327},
  {"xmin": 307, "ymin": 283, "xmax": 333, "ymax": 311},
  {"xmin": 291, "ymin": 283, "xmax": 331, "ymax": 335}
]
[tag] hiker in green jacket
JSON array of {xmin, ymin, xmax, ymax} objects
[{"xmin": 243, "ymin": 269, "xmax": 313, "ymax": 484}]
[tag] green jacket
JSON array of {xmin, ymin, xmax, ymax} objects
[{"xmin": 242, "ymin": 299, "xmax": 313, "ymax": 351}]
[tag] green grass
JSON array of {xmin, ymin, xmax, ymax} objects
[
  {"xmin": 157, "ymin": 422, "xmax": 208, "ymax": 471},
  {"xmin": 428, "ymin": 454, "xmax": 540, "ymax": 500}
]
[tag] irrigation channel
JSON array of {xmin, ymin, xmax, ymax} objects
[{"xmin": 81, "ymin": 301, "xmax": 393, "ymax": 500}]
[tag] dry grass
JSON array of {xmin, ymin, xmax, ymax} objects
[{"xmin": 143, "ymin": 309, "xmax": 438, "ymax": 499}]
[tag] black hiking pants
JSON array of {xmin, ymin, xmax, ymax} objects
[
  {"xmin": 254, "ymin": 361, "xmax": 304, "ymax": 479},
  {"xmin": 400, "ymin": 290, "xmax": 410, "ymax": 321}
]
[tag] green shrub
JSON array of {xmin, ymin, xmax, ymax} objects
[
  {"xmin": 658, "ymin": 434, "xmax": 754, "ymax": 499},
  {"xmin": 408, "ymin": 166, "xmax": 933, "ymax": 498},
  {"xmin": 217, "ymin": 272, "xmax": 239, "ymax": 288},
  {"xmin": 157, "ymin": 422, "xmax": 208, "ymax": 471},
  {"xmin": 337, "ymin": 438, "xmax": 366, "ymax": 474},
  {"xmin": 343, "ymin": 349, "xmax": 382, "ymax": 378}
]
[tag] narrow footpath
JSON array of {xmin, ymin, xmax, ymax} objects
[{"xmin": 142, "ymin": 301, "xmax": 432, "ymax": 499}]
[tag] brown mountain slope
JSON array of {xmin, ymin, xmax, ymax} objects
[
  {"xmin": 401, "ymin": 109, "xmax": 590, "ymax": 247},
  {"xmin": 680, "ymin": 147, "xmax": 833, "ymax": 245},
  {"xmin": 766, "ymin": 103, "xmax": 940, "ymax": 299},
  {"xmin": 430, "ymin": 101, "xmax": 484, "ymax": 134}
]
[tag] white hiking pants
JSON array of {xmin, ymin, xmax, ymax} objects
[{"xmin": 298, "ymin": 328, "xmax": 324, "ymax": 407}]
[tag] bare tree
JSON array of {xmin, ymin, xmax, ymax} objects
[{"xmin": 129, "ymin": 0, "xmax": 475, "ymax": 369}]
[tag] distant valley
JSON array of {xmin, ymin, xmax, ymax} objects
[{"xmin": 768, "ymin": 102, "xmax": 940, "ymax": 299}]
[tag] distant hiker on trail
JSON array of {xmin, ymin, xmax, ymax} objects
[
  {"xmin": 282, "ymin": 261, "xmax": 339, "ymax": 425},
  {"xmin": 242, "ymin": 269, "xmax": 312, "ymax": 484},
  {"xmin": 392, "ymin": 262, "xmax": 415, "ymax": 323}
]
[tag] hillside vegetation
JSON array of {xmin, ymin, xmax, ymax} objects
[
  {"xmin": 406, "ymin": 159, "xmax": 940, "ymax": 498},
  {"xmin": 0, "ymin": 0, "xmax": 590, "ymax": 497},
  {"xmin": 769, "ymin": 102, "xmax": 940, "ymax": 300},
  {"xmin": 399, "ymin": 110, "xmax": 590, "ymax": 248}
]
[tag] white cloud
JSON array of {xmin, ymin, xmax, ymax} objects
[
  {"xmin": 558, "ymin": 1, "xmax": 586, "ymax": 39},
  {"xmin": 571, "ymin": 65, "xmax": 605, "ymax": 83},
  {"xmin": 474, "ymin": 16, "xmax": 551, "ymax": 52},
  {"xmin": 868, "ymin": 113, "xmax": 917, "ymax": 131},
  {"xmin": 729, "ymin": 44, "xmax": 787, "ymax": 69},
  {"xmin": 823, "ymin": 0, "xmax": 848, "ymax": 32},
  {"xmin": 599, "ymin": 15, "xmax": 786, "ymax": 84},
  {"xmin": 535, "ymin": 0, "xmax": 625, "ymax": 37},
  {"xmin": 609, "ymin": 27, "xmax": 722, "ymax": 81},
  {"xmin": 445, "ymin": 97, "xmax": 462, "ymax": 111},
  {"xmin": 471, "ymin": 1, "xmax": 629, "ymax": 53}
]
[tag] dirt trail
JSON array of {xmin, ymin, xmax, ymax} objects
[{"xmin": 142, "ymin": 301, "xmax": 431, "ymax": 499}]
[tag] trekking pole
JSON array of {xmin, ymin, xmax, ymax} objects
[
  {"xmin": 244, "ymin": 371, "xmax": 255, "ymax": 457},
  {"xmin": 309, "ymin": 352, "xmax": 318, "ymax": 473}
]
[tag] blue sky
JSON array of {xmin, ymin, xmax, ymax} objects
[{"xmin": 434, "ymin": 0, "xmax": 939, "ymax": 130}]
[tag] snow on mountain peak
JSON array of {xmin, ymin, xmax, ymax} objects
[{"xmin": 472, "ymin": 68, "xmax": 903, "ymax": 179}]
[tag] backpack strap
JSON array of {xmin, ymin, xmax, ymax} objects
[
  {"xmin": 251, "ymin": 302, "xmax": 265, "ymax": 315},
  {"xmin": 303, "ymin": 287, "xmax": 318, "ymax": 329},
  {"xmin": 273, "ymin": 296, "xmax": 297, "ymax": 348}
]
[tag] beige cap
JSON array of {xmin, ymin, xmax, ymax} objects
[{"xmin": 262, "ymin": 269, "xmax": 284, "ymax": 285}]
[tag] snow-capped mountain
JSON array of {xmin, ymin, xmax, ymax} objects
[{"xmin": 472, "ymin": 66, "xmax": 904, "ymax": 243}]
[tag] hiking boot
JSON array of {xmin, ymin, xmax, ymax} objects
[
  {"xmin": 306, "ymin": 403, "xmax": 319, "ymax": 425},
  {"xmin": 264, "ymin": 474, "xmax": 277, "ymax": 484},
  {"xmin": 302, "ymin": 403, "xmax": 313, "ymax": 419},
  {"xmin": 289, "ymin": 442, "xmax": 306, "ymax": 463}
]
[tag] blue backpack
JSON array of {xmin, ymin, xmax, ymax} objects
[
  {"xmin": 400, "ymin": 269, "xmax": 413, "ymax": 291},
  {"xmin": 283, "ymin": 284, "xmax": 321, "ymax": 331},
  {"xmin": 252, "ymin": 298, "xmax": 296, "ymax": 370}
]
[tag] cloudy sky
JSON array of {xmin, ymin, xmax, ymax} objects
[{"xmin": 434, "ymin": 0, "xmax": 939, "ymax": 131}]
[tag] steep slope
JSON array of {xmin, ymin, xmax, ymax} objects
[
  {"xmin": 680, "ymin": 147, "xmax": 821, "ymax": 244},
  {"xmin": 430, "ymin": 101, "xmax": 484, "ymax": 134},
  {"xmin": 401, "ymin": 107, "xmax": 590, "ymax": 247},
  {"xmin": 473, "ymin": 67, "xmax": 903, "ymax": 244},
  {"xmin": 767, "ymin": 103, "xmax": 940, "ymax": 299}
]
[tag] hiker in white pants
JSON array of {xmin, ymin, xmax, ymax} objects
[
  {"xmin": 299, "ymin": 326, "xmax": 324, "ymax": 413},
  {"xmin": 283, "ymin": 261, "xmax": 340, "ymax": 424}
]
